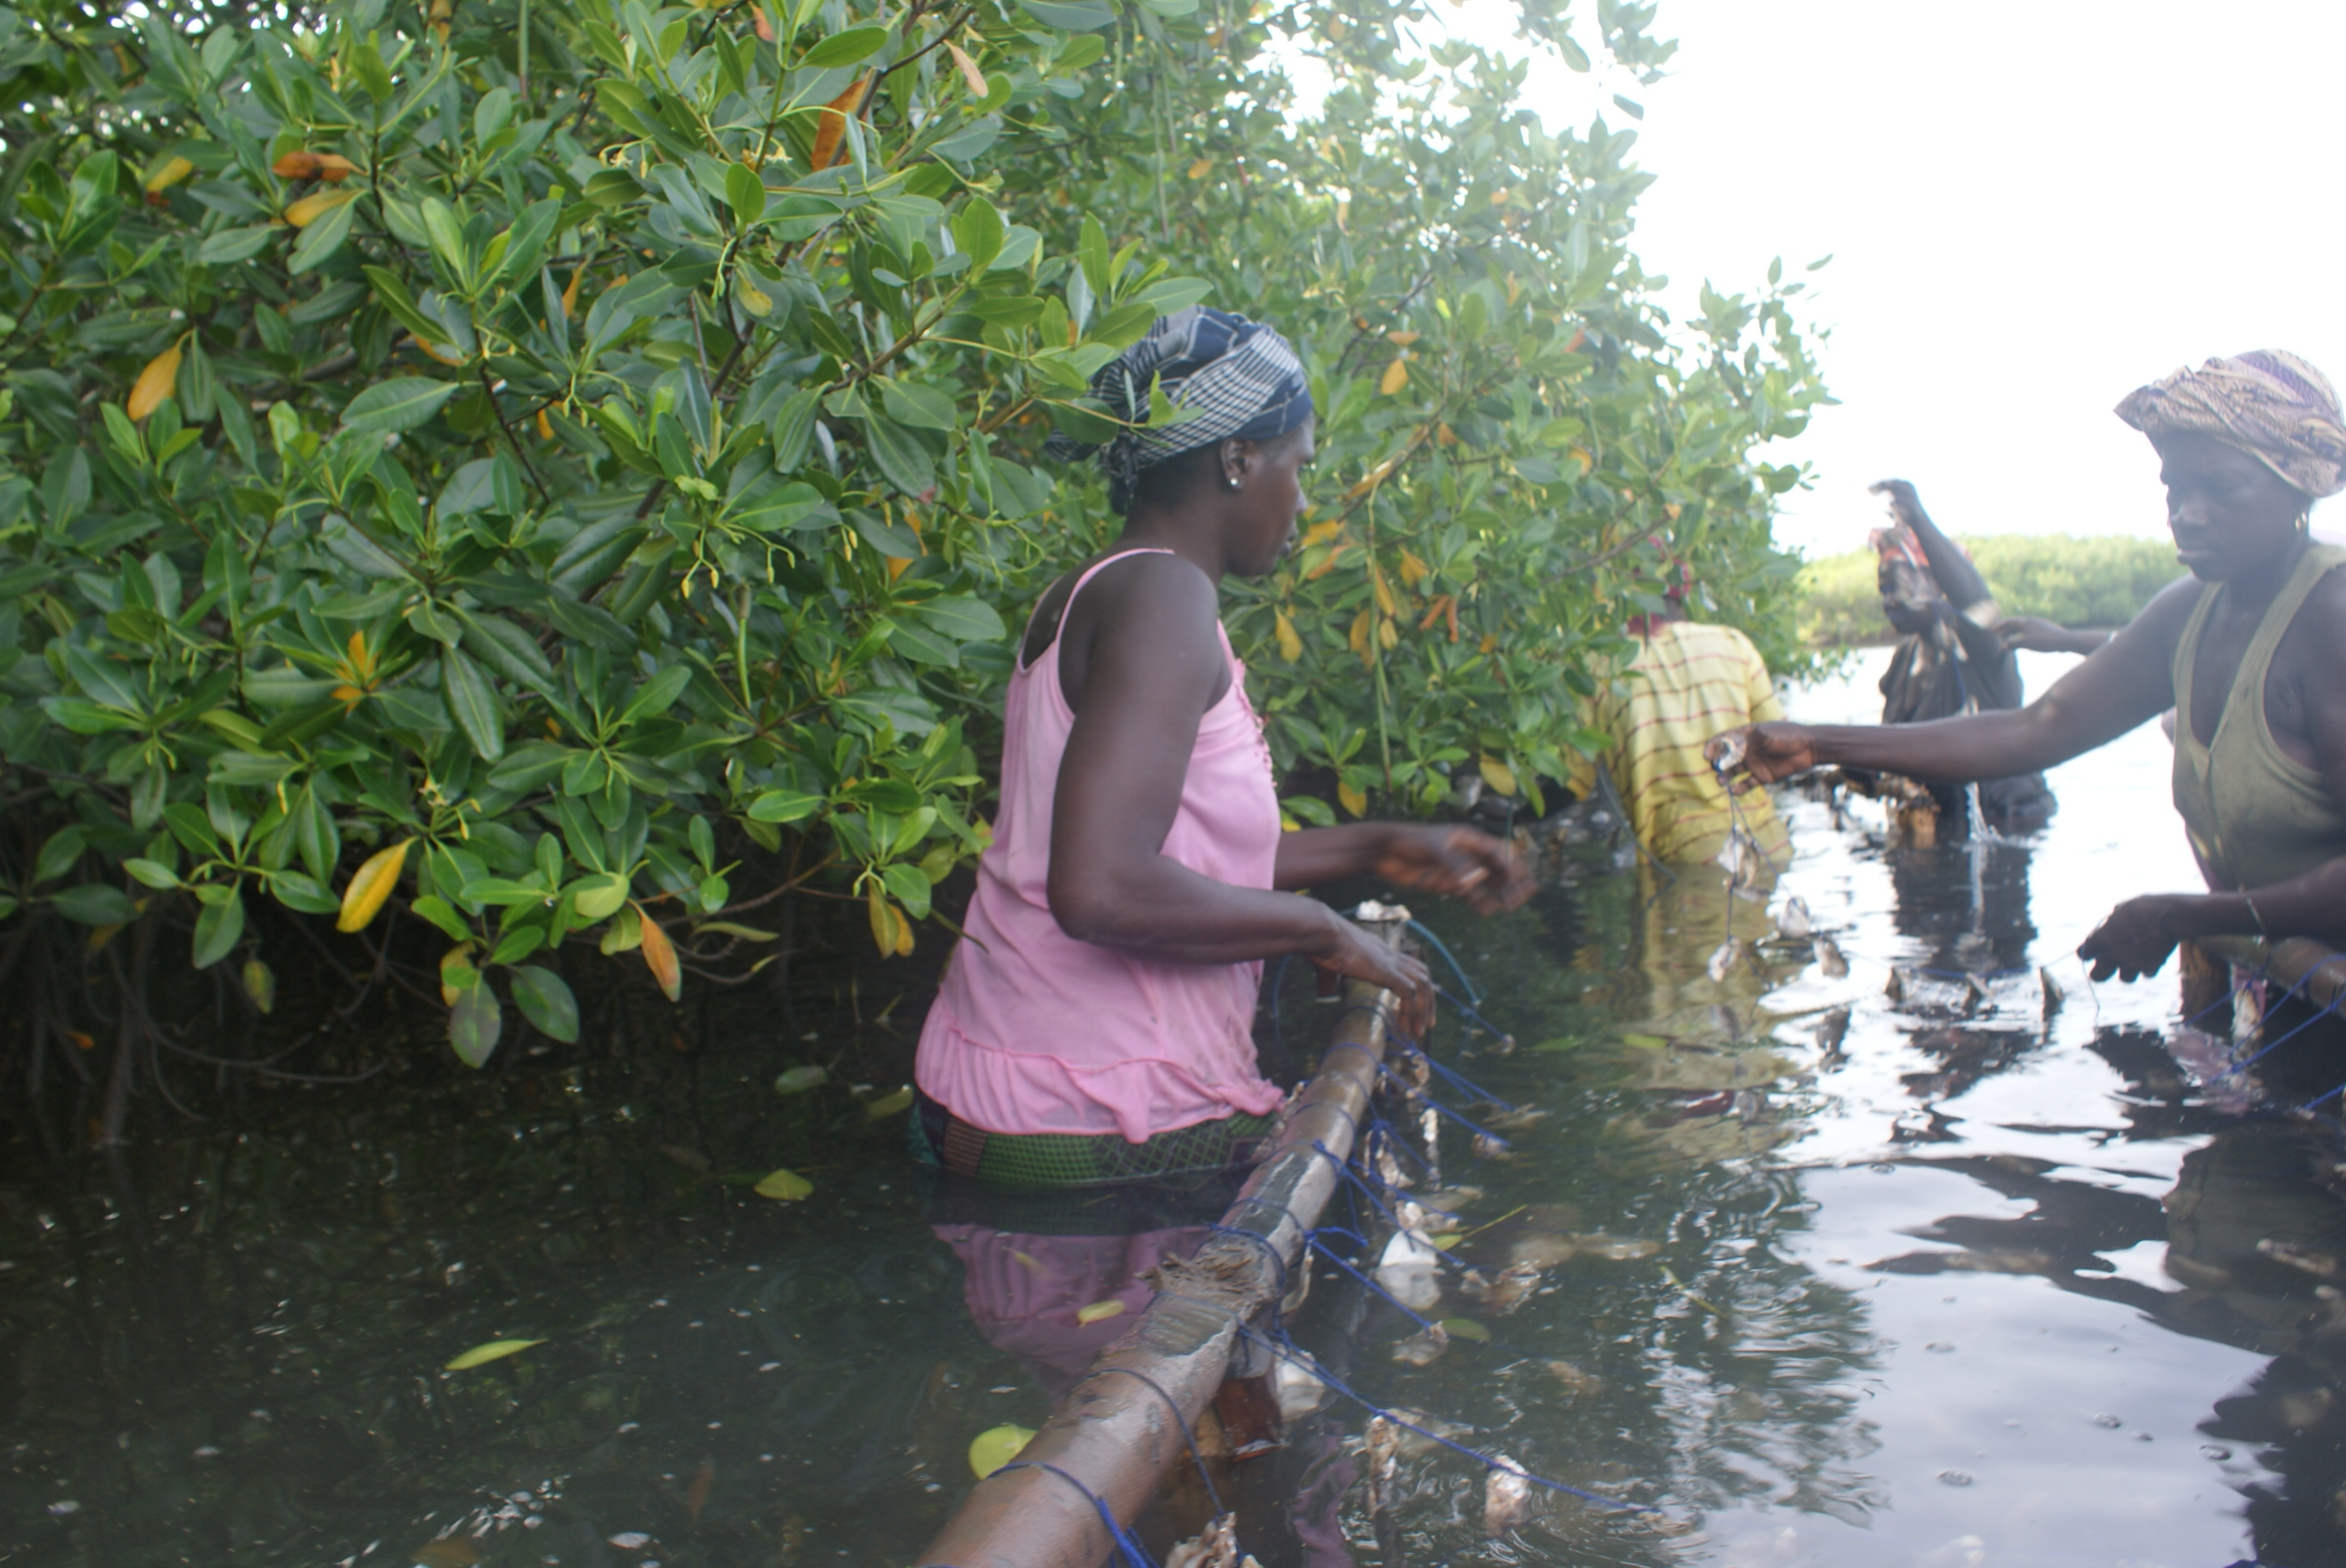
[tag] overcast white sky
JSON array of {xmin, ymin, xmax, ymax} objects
[{"xmin": 1418, "ymin": 0, "xmax": 2346, "ymax": 558}]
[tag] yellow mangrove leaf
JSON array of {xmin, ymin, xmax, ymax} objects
[
  {"xmin": 284, "ymin": 188, "xmax": 355, "ymax": 227},
  {"xmin": 128, "ymin": 339, "xmax": 183, "ymax": 421},
  {"xmin": 1075, "ymin": 1299, "xmax": 1125, "ymax": 1325},
  {"xmin": 753, "ymin": 1167, "xmax": 813, "ymax": 1200},
  {"xmin": 968, "ymin": 1424, "xmax": 1036, "ymax": 1480},
  {"xmin": 336, "ymin": 839, "xmax": 412, "ymax": 932},
  {"xmin": 143, "ymin": 155, "xmax": 195, "ymax": 196},
  {"xmin": 947, "ymin": 40, "xmax": 987, "ymax": 98},
  {"xmin": 445, "ymin": 1338, "xmax": 544, "ymax": 1370},
  {"xmin": 636, "ymin": 904, "xmax": 681, "ymax": 1001}
]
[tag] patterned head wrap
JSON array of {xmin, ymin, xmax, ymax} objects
[
  {"xmin": 1046, "ymin": 305, "xmax": 1313, "ymax": 510},
  {"xmin": 2114, "ymin": 350, "xmax": 2346, "ymax": 499}
]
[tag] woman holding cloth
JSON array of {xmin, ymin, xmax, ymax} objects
[{"xmin": 913, "ymin": 307, "xmax": 1532, "ymax": 1190}]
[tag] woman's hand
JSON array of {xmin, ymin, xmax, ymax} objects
[
  {"xmin": 2078, "ymin": 894, "xmax": 2194, "ymax": 982},
  {"xmin": 1869, "ymin": 477, "xmax": 1929, "ymax": 531},
  {"xmin": 1707, "ymin": 722, "xmax": 1819, "ymax": 786},
  {"xmin": 1997, "ymin": 616, "xmax": 2108, "ymax": 656},
  {"xmin": 1370, "ymin": 824, "xmax": 1536, "ymax": 914},
  {"xmin": 1312, "ymin": 907, "xmax": 1435, "ymax": 1036}
]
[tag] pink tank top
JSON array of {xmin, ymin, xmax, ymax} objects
[{"xmin": 914, "ymin": 549, "xmax": 1286, "ymax": 1141}]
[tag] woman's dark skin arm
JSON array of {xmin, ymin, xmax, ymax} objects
[
  {"xmin": 1997, "ymin": 616, "xmax": 2113, "ymax": 656},
  {"xmin": 1720, "ymin": 575, "xmax": 2200, "ymax": 786},
  {"xmin": 1044, "ymin": 553, "xmax": 1529, "ymax": 1022},
  {"xmin": 1874, "ymin": 479, "xmax": 1994, "ymax": 611},
  {"xmin": 2079, "ymin": 568, "xmax": 2346, "ymax": 977}
]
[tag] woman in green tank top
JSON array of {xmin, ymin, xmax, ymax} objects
[{"xmin": 1708, "ymin": 349, "xmax": 2346, "ymax": 982}]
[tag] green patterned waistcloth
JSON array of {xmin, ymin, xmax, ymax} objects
[{"xmin": 911, "ymin": 1090, "xmax": 1277, "ymax": 1191}]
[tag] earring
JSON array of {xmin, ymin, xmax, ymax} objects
[{"xmin": 1226, "ymin": 475, "xmax": 1241, "ymax": 491}]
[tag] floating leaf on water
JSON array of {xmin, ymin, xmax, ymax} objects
[
  {"xmin": 864, "ymin": 1084, "xmax": 914, "ymax": 1118},
  {"xmin": 772, "ymin": 1065, "xmax": 828, "ymax": 1096},
  {"xmin": 753, "ymin": 1167, "xmax": 813, "ymax": 1200},
  {"xmin": 1774, "ymin": 895, "xmax": 1812, "ymax": 940},
  {"xmin": 659, "ymin": 1144, "xmax": 711, "ymax": 1173},
  {"xmin": 445, "ymin": 1338, "xmax": 545, "ymax": 1370},
  {"xmin": 1440, "ymin": 1316, "xmax": 1491, "ymax": 1342},
  {"xmin": 1544, "ymin": 1359, "xmax": 1602, "ymax": 1395},
  {"xmin": 687, "ymin": 1459, "xmax": 714, "ymax": 1523},
  {"xmin": 1364, "ymin": 1414, "xmax": 1401, "ymax": 1515},
  {"xmin": 1815, "ymin": 936, "xmax": 1849, "ymax": 978},
  {"xmin": 1706, "ymin": 939, "xmax": 1740, "ymax": 983},
  {"xmin": 607, "ymin": 1534, "xmax": 651, "ymax": 1549},
  {"xmin": 1391, "ymin": 1320, "xmax": 1449, "ymax": 1366},
  {"xmin": 968, "ymin": 1422, "xmax": 1035, "ymax": 1479},
  {"xmin": 1483, "ymin": 1455, "xmax": 1531, "ymax": 1535},
  {"xmin": 1620, "ymin": 1031, "xmax": 1670, "ymax": 1049},
  {"xmin": 1075, "ymin": 1298, "xmax": 1125, "ymax": 1325},
  {"xmin": 1469, "ymin": 1262, "xmax": 1542, "ymax": 1313},
  {"xmin": 1509, "ymin": 1232, "xmax": 1578, "ymax": 1268},
  {"xmin": 1164, "ymin": 1512, "xmax": 1242, "ymax": 1568},
  {"xmin": 1572, "ymin": 1234, "xmax": 1660, "ymax": 1261}
]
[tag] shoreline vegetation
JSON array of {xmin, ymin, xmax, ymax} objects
[
  {"xmin": 1797, "ymin": 533, "xmax": 2184, "ymax": 647},
  {"xmin": 0, "ymin": 0, "xmax": 1828, "ymax": 1121}
]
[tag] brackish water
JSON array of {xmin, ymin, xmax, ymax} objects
[{"xmin": 6, "ymin": 650, "xmax": 2344, "ymax": 1568}]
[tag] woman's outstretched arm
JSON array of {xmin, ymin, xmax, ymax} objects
[{"xmin": 1719, "ymin": 577, "xmax": 2199, "ymax": 786}]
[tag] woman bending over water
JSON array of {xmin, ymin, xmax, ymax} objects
[
  {"xmin": 1713, "ymin": 349, "xmax": 2346, "ymax": 983},
  {"xmin": 913, "ymin": 308, "xmax": 1532, "ymax": 1190}
]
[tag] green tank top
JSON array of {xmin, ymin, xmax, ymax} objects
[{"xmin": 2170, "ymin": 542, "xmax": 2346, "ymax": 893}]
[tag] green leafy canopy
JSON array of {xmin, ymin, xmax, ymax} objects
[{"xmin": 0, "ymin": 0, "xmax": 1823, "ymax": 1063}]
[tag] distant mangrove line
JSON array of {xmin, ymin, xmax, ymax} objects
[{"xmin": 1797, "ymin": 533, "xmax": 2185, "ymax": 646}]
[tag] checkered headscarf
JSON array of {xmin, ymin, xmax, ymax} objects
[
  {"xmin": 2115, "ymin": 350, "xmax": 2346, "ymax": 499},
  {"xmin": 1047, "ymin": 305, "xmax": 1313, "ymax": 511}
]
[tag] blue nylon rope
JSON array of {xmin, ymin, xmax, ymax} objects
[
  {"xmin": 1303, "ymin": 1234, "xmax": 1443, "ymax": 1332},
  {"xmin": 1406, "ymin": 918, "xmax": 1483, "ymax": 1006},
  {"xmin": 1201, "ymin": 1222, "xmax": 1290, "ymax": 1299},
  {"xmin": 1390, "ymin": 1037, "xmax": 1521, "ymax": 1114},
  {"xmin": 996, "ymin": 1460, "xmax": 1159, "ymax": 1568},
  {"xmin": 1236, "ymin": 1323, "xmax": 1659, "ymax": 1515},
  {"xmin": 2216, "ymin": 973, "xmax": 2329, "ymax": 1081},
  {"xmin": 1375, "ymin": 1061, "xmax": 1513, "ymax": 1146},
  {"xmin": 1432, "ymin": 983, "xmax": 1515, "ymax": 1044},
  {"xmin": 1077, "ymin": 1365, "xmax": 1225, "ymax": 1516},
  {"xmin": 1315, "ymin": 1146, "xmax": 1482, "ymax": 1279}
]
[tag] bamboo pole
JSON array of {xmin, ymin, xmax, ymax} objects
[
  {"xmin": 916, "ymin": 913, "xmax": 1408, "ymax": 1568},
  {"xmin": 2196, "ymin": 934, "xmax": 2346, "ymax": 1020}
]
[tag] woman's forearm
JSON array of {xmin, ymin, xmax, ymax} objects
[
  {"xmin": 2169, "ymin": 859, "xmax": 2346, "ymax": 948},
  {"xmin": 1051, "ymin": 851, "xmax": 1346, "ymax": 965},
  {"xmin": 1273, "ymin": 823, "xmax": 1398, "ymax": 889},
  {"xmin": 1804, "ymin": 706, "xmax": 2067, "ymax": 782},
  {"xmin": 1905, "ymin": 506, "xmax": 1994, "ymax": 610}
]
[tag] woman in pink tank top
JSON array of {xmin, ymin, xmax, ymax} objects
[{"xmin": 913, "ymin": 309, "xmax": 1532, "ymax": 1189}]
